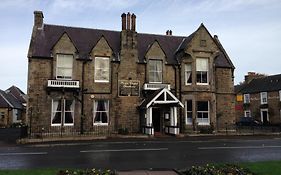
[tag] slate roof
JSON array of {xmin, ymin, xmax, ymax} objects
[
  {"xmin": 0, "ymin": 90, "xmax": 23, "ymax": 109},
  {"xmin": 5, "ymin": 86, "xmax": 27, "ymax": 104},
  {"xmin": 29, "ymin": 23, "xmax": 234, "ymax": 68},
  {"xmin": 237, "ymin": 74, "xmax": 281, "ymax": 94},
  {"xmin": 139, "ymin": 89, "xmax": 163, "ymax": 108}
]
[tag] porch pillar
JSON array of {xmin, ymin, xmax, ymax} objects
[
  {"xmin": 167, "ymin": 107, "xmax": 179, "ymax": 135},
  {"xmin": 145, "ymin": 107, "xmax": 153, "ymax": 135}
]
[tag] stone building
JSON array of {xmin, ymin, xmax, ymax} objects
[
  {"xmin": 235, "ymin": 72, "xmax": 281, "ymax": 124},
  {"xmin": 0, "ymin": 86, "xmax": 26, "ymax": 127},
  {"xmin": 27, "ymin": 11, "xmax": 235, "ymax": 136}
]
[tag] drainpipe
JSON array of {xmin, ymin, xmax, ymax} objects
[
  {"xmin": 178, "ymin": 64, "xmax": 183, "ymax": 133},
  {"xmin": 80, "ymin": 60, "xmax": 87, "ymax": 135}
]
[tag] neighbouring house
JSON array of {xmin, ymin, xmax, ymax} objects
[
  {"xmin": 0, "ymin": 86, "xmax": 26, "ymax": 127},
  {"xmin": 235, "ymin": 72, "xmax": 281, "ymax": 125},
  {"xmin": 27, "ymin": 11, "xmax": 235, "ymax": 137}
]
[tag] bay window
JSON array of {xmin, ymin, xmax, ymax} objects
[
  {"xmin": 197, "ymin": 101, "xmax": 209, "ymax": 125},
  {"xmin": 186, "ymin": 100, "xmax": 192, "ymax": 125},
  {"xmin": 51, "ymin": 99, "xmax": 75, "ymax": 126},
  {"xmin": 185, "ymin": 63, "xmax": 192, "ymax": 85},
  {"xmin": 196, "ymin": 58, "xmax": 208, "ymax": 84},
  {"xmin": 148, "ymin": 60, "xmax": 163, "ymax": 83},
  {"xmin": 95, "ymin": 57, "xmax": 110, "ymax": 82},
  {"xmin": 56, "ymin": 54, "xmax": 73, "ymax": 79},
  {"xmin": 93, "ymin": 100, "xmax": 109, "ymax": 125}
]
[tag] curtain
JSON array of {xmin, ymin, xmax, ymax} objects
[
  {"xmin": 196, "ymin": 58, "xmax": 208, "ymax": 71},
  {"xmin": 52, "ymin": 100, "xmax": 61, "ymax": 124},
  {"xmin": 155, "ymin": 60, "xmax": 162, "ymax": 82},
  {"xmin": 57, "ymin": 55, "xmax": 73, "ymax": 78},
  {"xmin": 185, "ymin": 64, "xmax": 192, "ymax": 84},
  {"xmin": 64, "ymin": 100, "xmax": 74, "ymax": 124}
]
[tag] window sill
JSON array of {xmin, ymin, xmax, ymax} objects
[
  {"xmin": 94, "ymin": 80, "xmax": 110, "ymax": 83},
  {"xmin": 196, "ymin": 83, "xmax": 209, "ymax": 86},
  {"xmin": 197, "ymin": 123, "xmax": 210, "ymax": 126},
  {"xmin": 93, "ymin": 123, "xmax": 109, "ymax": 126}
]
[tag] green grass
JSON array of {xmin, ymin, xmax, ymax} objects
[
  {"xmin": 0, "ymin": 168, "xmax": 57, "ymax": 175},
  {"xmin": 239, "ymin": 161, "xmax": 281, "ymax": 175}
]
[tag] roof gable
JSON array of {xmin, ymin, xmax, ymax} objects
[{"xmin": 145, "ymin": 40, "xmax": 166, "ymax": 60}]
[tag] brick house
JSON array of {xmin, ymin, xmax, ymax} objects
[
  {"xmin": 235, "ymin": 72, "xmax": 281, "ymax": 125},
  {"xmin": 0, "ymin": 86, "xmax": 26, "ymax": 127},
  {"xmin": 27, "ymin": 11, "xmax": 235, "ymax": 136}
]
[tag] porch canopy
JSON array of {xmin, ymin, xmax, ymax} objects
[{"xmin": 139, "ymin": 88, "xmax": 183, "ymax": 135}]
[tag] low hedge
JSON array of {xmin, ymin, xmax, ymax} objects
[{"xmin": 57, "ymin": 169, "xmax": 116, "ymax": 175}]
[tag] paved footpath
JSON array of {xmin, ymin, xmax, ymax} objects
[{"xmin": 118, "ymin": 170, "xmax": 178, "ymax": 175}]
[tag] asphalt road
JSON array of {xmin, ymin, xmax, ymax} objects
[{"xmin": 0, "ymin": 136, "xmax": 281, "ymax": 170}]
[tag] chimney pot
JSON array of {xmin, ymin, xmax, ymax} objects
[
  {"xmin": 131, "ymin": 13, "xmax": 136, "ymax": 31},
  {"xmin": 169, "ymin": 30, "xmax": 172, "ymax": 35},
  {"xmin": 166, "ymin": 30, "xmax": 169, "ymax": 35},
  {"xmin": 121, "ymin": 13, "xmax": 126, "ymax": 30},
  {"xmin": 127, "ymin": 12, "xmax": 131, "ymax": 30},
  {"xmin": 34, "ymin": 11, "xmax": 44, "ymax": 28}
]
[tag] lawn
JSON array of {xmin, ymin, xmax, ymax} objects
[
  {"xmin": 0, "ymin": 168, "xmax": 57, "ymax": 175},
  {"xmin": 240, "ymin": 160, "xmax": 281, "ymax": 175}
]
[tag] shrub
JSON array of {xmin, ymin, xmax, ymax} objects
[
  {"xmin": 57, "ymin": 168, "xmax": 116, "ymax": 175},
  {"xmin": 180, "ymin": 164, "xmax": 254, "ymax": 175},
  {"xmin": 118, "ymin": 128, "xmax": 129, "ymax": 135}
]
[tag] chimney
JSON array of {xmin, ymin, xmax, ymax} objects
[
  {"xmin": 166, "ymin": 30, "xmax": 172, "ymax": 36},
  {"xmin": 244, "ymin": 72, "xmax": 265, "ymax": 83},
  {"xmin": 121, "ymin": 13, "xmax": 126, "ymax": 30},
  {"xmin": 126, "ymin": 12, "xmax": 131, "ymax": 30},
  {"xmin": 131, "ymin": 13, "xmax": 136, "ymax": 31},
  {"xmin": 34, "ymin": 11, "xmax": 44, "ymax": 28}
]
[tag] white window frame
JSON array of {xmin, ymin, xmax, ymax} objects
[
  {"xmin": 51, "ymin": 99, "xmax": 75, "ymax": 126},
  {"xmin": 260, "ymin": 92, "xmax": 268, "ymax": 104},
  {"xmin": 185, "ymin": 63, "xmax": 192, "ymax": 85},
  {"xmin": 56, "ymin": 54, "xmax": 73, "ymax": 80},
  {"xmin": 244, "ymin": 94, "xmax": 250, "ymax": 104},
  {"xmin": 94, "ymin": 57, "xmax": 110, "ymax": 83},
  {"xmin": 197, "ymin": 101, "xmax": 209, "ymax": 125},
  {"xmin": 196, "ymin": 58, "xmax": 209, "ymax": 85},
  {"xmin": 148, "ymin": 59, "xmax": 163, "ymax": 83},
  {"xmin": 93, "ymin": 100, "xmax": 109, "ymax": 126},
  {"xmin": 244, "ymin": 110, "xmax": 251, "ymax": 117},
  {"xmin": 279, "ymin": 90, "xmax": 281, "ymax": 101},
  {"xmin": 185, "ymin": 100, "xmax": 192, "ymax": 125}
]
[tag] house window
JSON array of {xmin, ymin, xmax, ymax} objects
[
  {"xmin": 279, "ymin": 90, "xmax": 281, "ymax": 101},
  {"xmin": 56, "ymin": 54, "xmax": 73, "ymax": 79},
  {"xmin": 196, "ymin": 58, "xmax": 208, "ymax": 85},
  {"xmin": 93, "ymin": 100, "xmax": 109, "ymax": 125},
  {"xmin": 200, "ymin": 40, "xmax": 207, "ymax": 47},
  {"xmin": 197, "ymin": 101, "xmax": 209, "ymax": 125},
  {"xmin": 260, "ymin": 92, "xmax": 268, "ymax": 104},
  {"xmin": 95, "ymin": 57, "xmax": 110, "ymax": 82},
  {"xmin": 186, "ymin": 100, "xmax": 192, "ymax": 125},
  {"xmin": 244, "ymin": 110, "xmax": 251, "ymax": 117},
  {"xmin": 244, "ymin": 94, "xmax": 250, "ymax": 104},
  {"xmin": 51, "ymin": 99, "xmax": 75, "ymax": 126},
  {"xmin": 148, "ymin": 60, "xmax": 163, "ymax": 83},
  {"xmin": 185, "ymin": 63, "xmax": 192, "ymax": 85},
  {"xmin": 0, "ymin": 112, "xmax": 4, "ymax": 120}
]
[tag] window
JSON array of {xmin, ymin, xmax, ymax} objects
[
  {"xmin": 260, "ymin": 92, "xmax": 268, "ymax": 104},
  {"xmin": 0, "ymin": 112, "xmax": 4, "ymax": 120},
  {"xmin": 185, "ymin": 63, "xmax": 192, "ymax": 85},
  {"xmin": 93, "ymin": 100, "xmax": 109, "ymax": 125},
  {"xmin": 244, "ymin": 94, "xmax": 250, "ymax": 104},
  {"xmin": 244, "ymin": 110, "xmax": 251, "ymax": 117},
  {"xmin": 200, "ymin": 40, "xmax": 207, "ymax": 47},
  {"xmin": 197, "ymin": 101, "xmax": 209, "ymax": 125},
  {"xmin": 56, "ymin": 54, "xmax": 73, "ymax": 79},
  {"xmin": 186, "ymin": 100, "xmax": 192, "ymax": 125},
  {"xmin": 95, "ymin": 57, "xmax": 110, "ymax": 82},
  {"xmin": 279, "ymin": 90, "xmax": 281, "ymax": 101},
  {"xmin": 148, "ymin": 60, "xmax": 163, "ymax": 83},
  {"xmin": 51, "ymin": 99, "xmax": 75, "ymax": 126},
  {"xmin": 196, "ymin": 58, "xmax": 208, "ymax": 84}
]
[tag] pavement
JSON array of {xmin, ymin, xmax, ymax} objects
[{"xmin": 118, "ymin": 170, "xmax": 179, "ymax": 175}]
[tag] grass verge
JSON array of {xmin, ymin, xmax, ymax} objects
[{"xmin": 239, "ymin": 160, "xmax": 281, "ymax": 175}]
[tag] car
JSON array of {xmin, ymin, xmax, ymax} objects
[{"xmin": 236, "ymin": 117, "xmax": 262, "ymax": 126}]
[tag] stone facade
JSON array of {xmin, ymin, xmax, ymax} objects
[
  {"xmin": 27, "ymin": 11, "xmax": 235, "ymax": 136},
  {"xmin": 235, "ymin": 72, "xmax": 281, "ymax": 125}
]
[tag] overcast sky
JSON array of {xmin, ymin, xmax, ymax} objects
[{"xmin": 0, "ymin": 0, "xmax": 281, "ymax": 93}]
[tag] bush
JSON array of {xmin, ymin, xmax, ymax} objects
[
  {"xmin": 57, "ymin": 169, "xmax": 116, "ymax": 175},
  {"xmin": 180, "ymin": 164, "xmax": 254, "ymax": 175},
  {"xmin": 10, "ymin": 122, "xmax": 27, "ymax": 128}
]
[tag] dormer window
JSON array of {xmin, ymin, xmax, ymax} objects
[
  {"xmin": 196, "ymin": 58, "xmax": 208, "ymax": 85},
  {"xmin": 56, "ymin": 54, "xmax": 73, "ymax": 79},
  {"xmin": 148, "ymin": 60, "xmax": 163, "ymax": 83},
  {"xmin": 95, "ymin": 57, "xmax": 110, "ymax": 83}
]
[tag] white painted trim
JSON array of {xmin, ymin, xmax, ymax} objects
[
  {"xmin": 244, "ymin": 110, "xmax": 251, "ymax": 117},
  {"xmin": 260, "ymin": 108, "xmax": 269, "ymax": 123},
  {"xmin": 244, "ymin": 94, "xmax": 250, "ymax": 104},
  {"xmin": 260, "ymin": 92, "xmax": 268, "ymax": 104}
]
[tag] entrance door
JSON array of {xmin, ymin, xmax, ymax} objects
[
  {"xmin": 261, "ymin": 109, "xmax": 269, "ymax": 124},
  {"xmin": 152, "ymin": 108, "xmax": 161, "ymax": 132}
]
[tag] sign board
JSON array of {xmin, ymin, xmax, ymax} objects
[{"xmin": 119, "ymin": 80, "xmax": 140, "ymax": 96}]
